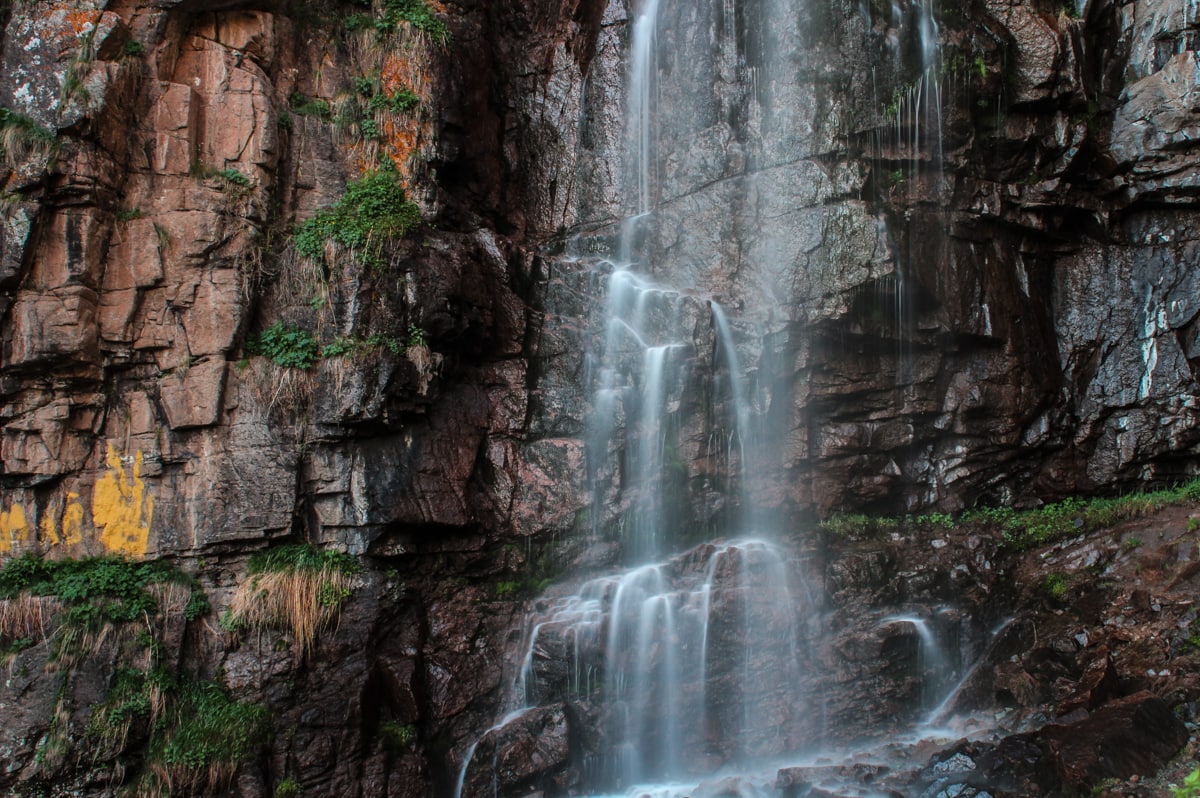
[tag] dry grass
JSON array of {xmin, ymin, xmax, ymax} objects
[
  {"xmin": 226, "ymin": 567, "xmax": 353, "ymax": 655},
  {"xmin": 0, "ymin": 593, "xmax": 62, "ymax": 643}
]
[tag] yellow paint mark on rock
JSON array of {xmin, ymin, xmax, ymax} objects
[
  {"xmin": 39, "ymin": 492, "xmax": 86, "ymax": 550},
  {"xmin": 92, "ymin": 445, "xmax": 153, "ymax": 557},
  {"xmin": 62, "ymin": 493, "xmax": 85, "ymax": 548},
  {"xmin": 0, "ymin": 503, "xmax": 32, "ymax": 555},
  {"xmin": 40, "ymin": 511, "xmax": 58, "ymax": 547}
]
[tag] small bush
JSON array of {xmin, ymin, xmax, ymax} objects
[
  {"xmin": 0, "ymin": 554, "xmax": 207, "ymax": 631},
  {"xmin": 251, "ymin": 322, "xmax": 319, "ymax": 369},
  {"xmin": 1042, "ymin": 573, "xmax": 1069, "ymax": 602},
  {"xmin": 372, "ymin": 0, "xmax": 450, "ymax": 43},
  {"xmin": 289, "ymin": 91, "xmax": 332, "ymax": 118},
  {"xmin": 150, "ymin": 678, "xmax": 270, "ymax": 791},
  {"xmin": 368, "ymin": 89, "xmax": 419, "ymax": 114},
  {"xmin": 123, "ymin": 39, "xmax": 146, "ymax": 57},
  {"xmin": 1173, "ymin": 768, "xmax": 1200, "ymax": 798},
  {"xmin": 275, "ymin": 777, "xmax": 303, "ymax": 798},
  {"xmin": 293, "ymin": 163, "xmax": 421, "ymax": 267},
  {"xmin": 380, "ymin": 720, "xmax": 416, "ymax": 752}
]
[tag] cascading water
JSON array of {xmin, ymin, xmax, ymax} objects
[{"xmin": 454, "ymin": 0, "xmax": 1005, "ymax": 795}]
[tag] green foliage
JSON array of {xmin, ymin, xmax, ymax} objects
[
  {"xmin": 1122, "ymin": 535, "xmax": 1143, "ymax": 551},
  {"xmin": 0, "ymin": 554, "xmax": 207, "ymax": 628},
  {"xmin": 190, "ymin": 162, "xmax": 251, "ymax": 190},
  {"xmin": 999, "ymin": 479, "xmax": 1200, "ymax": 551},
  {"xmin": 122, "ymin": 39, "xmax": 145, "ymax": 57},
  {"xmin": 380, "ymin": 720, "xmax": 416, "ymax": 752},
  {"xmin": 1042, "ymin": 573, "xmax": 1068, "ymax": 602},
  {"xmin": 154, "ymin": 679, "xmax": 270, "ymax": 772},
  {"xmin": 293, "ymin": 163, "xmax": 421, "ymax": 267},
  {"xmin": 116, "ymin": 207, "xmax": 142, "ymax": 222},
  {"xmin": 1173, "ymin": 768, "xmax": 1200, "ymax": 798},
  {"xmin": 248, "ymin": 543, "xmax": 361, "ymax": 577},
  {"xmin": 363, "ymin": 0, "xmax": 451, "ymax": 43},
  {"xmin": 289, "ymin": 91, "xmax": 331, "ymax": 118},
  {"xmin": 818, "ymin": 514, "xmax": 904, "ymax": 540},
  {"xmin": 0, "ymin": 635, "xmax": 33, "ymax": 660},
  {"xmin": 86, "ymin": 665, "xmax": 153, "ymax": 746},
  {"xmin": 406, "ymin": 324, "xmax": 426, "ymax": 348},
  {"xmin": 819, "ymin": 479, "xmax": 1200, "ymax": 549},
  {"xmin": 369, "ymin": 89, "xmax": 419, "ymax": 114},
  {"xmin": 275, "ymin": 777, "xmax": 304, "ymax": 798},
  {"xmin": 321, "ymin": 333, "xmax": 404, "ymax": 358},
  {"xmin": 250, "ymin": 322, "xmax": 319, "ymax": 369}
]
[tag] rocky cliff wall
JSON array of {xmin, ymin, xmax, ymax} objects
[{"xmin": 1, "ymin": 0, "xmax": 1200, "ymax": 795}]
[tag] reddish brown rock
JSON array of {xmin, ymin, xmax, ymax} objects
[{"xmin": 1042, "ymin": 692, "xmax": 1189, "ymax": 791}]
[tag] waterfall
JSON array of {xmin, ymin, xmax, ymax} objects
[{"xmin": 451, "ymin": 0, "xmax": 1000, "ymax": 794}]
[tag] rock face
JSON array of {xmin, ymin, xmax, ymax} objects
[{"xmin": 2, "ymin": 0, "xmax": 1200, "ymax": 795}]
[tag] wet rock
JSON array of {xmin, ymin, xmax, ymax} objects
[
  {"xmin": 1042, "ymin": 691, "xmax": 1189, "ymax": 790},
  {"xmin": 460, "ymin": 704, "xmax": 571, "ymax": 798}
]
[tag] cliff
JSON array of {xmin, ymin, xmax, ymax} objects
[{"xmin": 1, "ymin": 0, "xmax": 1200, "ymax": 795}]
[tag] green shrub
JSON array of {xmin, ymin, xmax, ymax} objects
[
  {"xmin": 289, "ymin": 91, "xmax": 331, "ymax": 118},
  {"xmin": 372, "ymin": 0, "xmax": 450, "ymax": 43},
  {"xmin": 153, "ymin": 679, "xmax": 270, "ymax": 784},
  {"xmin": 122, "ymin": 39, "xmax": 145, "ymax": 57},
  {"xmin": 1173, "ymin": 768, "xmax": 1200, "ymax": 798},
  {"xmin": 368, "ymin": 89, "xmax": 419, "ymax": 114},
  {"xmin": 380, "ymin": 720, "xmax": 416, "ymax": 752},
  {"xmin": 275, "ymin": 777, "xmax": 303, "ymax": 798},
  {"xmin": 0, "ymin": 554, "xmax": 207, "ymax": 628},
  {"xmin": 293, "ymin": 163, "xmax": 421, "ymax": 267},
  {"xmin": 251, "ymin": 322, "xmax": 319, "ymax": 369},
  {"xmin": 1042, "ymin": 573, "xmax": 1068, "ymax": 602}
]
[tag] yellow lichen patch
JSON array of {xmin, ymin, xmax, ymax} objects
[
  {"xmin": 92, "ymin": 445, "xmax": 153, "ymax": 557},
  {"xmin": 0, "ymin": 503, "xmax": 33, "ymax": 555}
]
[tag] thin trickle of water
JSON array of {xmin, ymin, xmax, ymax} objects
[
  {"xmin": 628, "ymin": 0, "xmax": 661, "ymax": 217},
  {"xmin": 881, "ymin": 614, "xmax": 957, "ymax": 712}
]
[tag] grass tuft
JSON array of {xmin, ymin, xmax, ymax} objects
[{"xmin": 225, "ymin": 544, "xmax": 359, "ymax": 655}]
